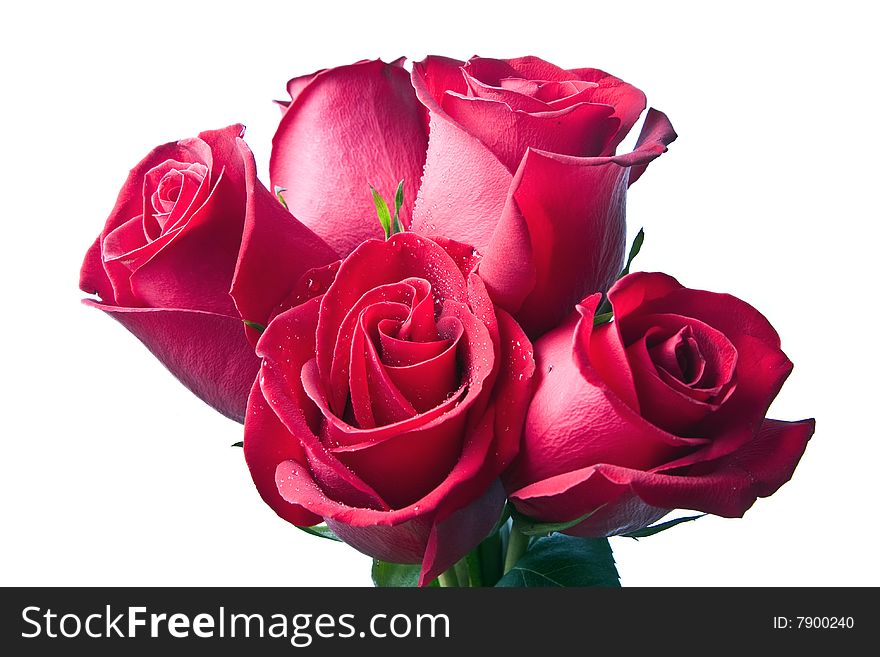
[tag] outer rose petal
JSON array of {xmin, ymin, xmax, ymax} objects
[
  {"xmin": 441, "ymin": 92, "xmax": 619, "ymax": 171},
  {"xmin": 274, "ymin": 408, "xmax": 502, "ymax": 577},
  {"xmin": 567, "ymin": 68, "xmax": 647, "ymax": 154},
  {"xmin": 479, "ymin": 110, "xmax": 678, "ymax": 337},
  {"xmin": 84, "ymin": 301, "xmax": 259, "ymax": 422},
  {"xmin": 270, "ymin": 59, "xmax": 428, "ymax": 258},
  {"xmin": 418, "ymin": 478, "xmax": 506, "ymax": 585},
  {"xmin": 230, "ymin": 137, "xmax": 336, "ymax": 344},
  {"xmin": 410, "ymin": 57, "xmax": 514, "ymax": 252},
  {"xmin": 490, "ymin": 308, "xmax": 535, "ymax": 470},
  {"xmin": 80, "ymin": 236, "xmax": 115, "ymax": 304},
  {"xmin": 243, "ymin": 377, "xmax": 321, "ymax": 527},
  {"xmin": 509, "ymin": 418, "xmax": 814, "ymax": 535}
]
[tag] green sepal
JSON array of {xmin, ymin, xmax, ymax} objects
[
  {"xmin": 622, "ymin": 514, "xmax": 705, "ymax": 539},
  {"xmin": 371, "ymin": 560, "xmax": 438, "ymax": 587},
  {"xmin": 370, "ymin": 185, "xmax": 393, "ymax": 239},
  {"xmin": 243, "ymin": 320, "xmax": 266, "ymax": 333},
  {"xmin": 296, "ymin": 524, "xmax": 342, "ymax": 542},
  {"xmin": 511, "ymin": 504, "xmax": 606, "ymax": 537}
]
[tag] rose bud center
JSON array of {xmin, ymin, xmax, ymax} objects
[
  {"xmin": 621, "ymin": 314, "xmax": 739, "ymax": 434},
  {"xmin": 149, "ymin": 162, "xmax": 208, "ymax": 234}
]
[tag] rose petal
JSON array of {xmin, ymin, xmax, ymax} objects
[
  {"xmin": 331, "ymin": 408, "xmax": 467, "ymax": 509},
  {"xmin": 328, "ymin": 281, "xmax": 418, "ymax": 417},
  {"xmin": 567, "ymin": 68, "xmax": 647, "ymax": 154},
  {"xmin": 349, "ymin": 302, "xmax": 418, "ymax": 427},
  {"xmin": 243, "ymin": 377, "xmax": 321, "ymax": 526},
  {"xmin": 145, "ymin": 160, "xmax": 209, "ymax": 234},
  {"xmin": 127, "ymin": 169, "xmax": 241, "ymax": 315},
  {"xmin": 489, "ymin": 308, "xmax": 536, "ymax": 471},
  {"xmin": 102, "ymin": 214, "xmax": 151, "ymax": 265},
  {"xmin": 442, "ymin": 91, "xmax": 619, "ymax": 171},
  {"xmin": 463, "ymin": 74, "xmax": 554, "ymax": 112},
  {"xmin": 80, "ymin": 236, "xmax": 116, "ymax": 305},
  {"xmin": 84, "ymin": 301, "xmax": 259, "ymax": 422},
  {"xmin": 628, "ymin": 314, "xmax": 738, "ymax": 396},
  {"xmin": 275, "ymin": 404, "xmax": 497, "ymax": 527},
  {"xmin": 584, "ymin": 312, "xmax": 640, "ymax": 412},
  {"xmin": 302, "ymin": 359, "xmax": 466, "ymax": 449},
  {"xmin": 625, "ymin": 331, "xmax": 723, "ymax": 433},
  {"xmin": 270, "ymin": 59, "xmax": 428, "ymax": 258},
  {"xmin": 511, "ymin": 417, "xmax": 814, "ymax": 536},
  {"xmin": 418, "ymin": 478, "xmax": 506, "ymax": 586},
  {"xmin": 479, "ymin": 109, "xmax": 677, "ymax": 337},
  {"xmin": 258, "ymin": 304, "xmax": 390, "ymax": 511},
  {"xmin": 378, "ymin": 318, "xmax": 455, "ymax": 366},
  {"xmin": 410, "ymin": 55, "xmax": 468, "ymax": 110},
  {"xmin": 383, "ymin": 322, "xmax": 461, "ymax": 413},
  {"xmin": 230, "ymin": 138, "xmax": 336, "ymax": 341},
  {"xmin": 510, "ymin": 467, "xmax": 668, "ymax": 535},
  {"xmin": 396, "ymin": 278, "xmax": 438, "ymax": 342},
  {"xmin": 465, "ymin": 56, "xmax": 574, "ymax": 84},
  {"xmin": 410, "ymin": 58, "xmax": 514, "ymax": 252}
]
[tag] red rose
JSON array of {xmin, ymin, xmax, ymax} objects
[
  {"xmin": 505, "ymin": 272, "xmax": 815, "ymax": 535},
  {"xmin": 244, "ymin": 233, "xmax": 534, "ymax": 584},
  {"xmin": 270, "ymin": 59, "xmax": 429, "ymax": 259},
  {"xmin": 80, "ymin": 125, "xmax": 336, "ymax": 421},
  {"xmin": 409, "ymin": 56, "xmax": 677, "ymax": 337}
]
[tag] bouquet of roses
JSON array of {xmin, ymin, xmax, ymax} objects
[{"xmin": 79, "ymin": 56, "xmax": 814, "ymax": 587}]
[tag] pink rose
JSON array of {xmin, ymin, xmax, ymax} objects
[
  {"xmin": 409, "ymin": 56, "xmax": 677, "ymax": 337},
  {"xmin": 80, "ymin": 125, "xmax": 335, "ymax": 421},
  {"xmin": 505, "ymin": 272, "xmax": 815, "ymax": 535},
  {"xmin": 244, "ymin": 233, "xmax": 534, "ymax": 584}
]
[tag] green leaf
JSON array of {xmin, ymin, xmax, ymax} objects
[
  {"xmin": 296, "ymin": 524, "xmax": 342, "ymax": 542},
  {"xmin": 274, "ymin": 185, "xmax": 289, "ymax": 210},
  {"xmin": 243, "ymin": 320, "xmax": 266, "ymax": 333},
  {"xmin": 592, "ymin": 228, "xmax": 646, "ymax": 321},
  {"xmin": 393, "ymin": 180, "xmax": 404, "ymax": 217},
  {"xmin": 370, "ymin": 185, "xmax": 393, "ymax": 239},
  {"xmin": 512, "ymin": 504, "xmax": 606, "ymax": 537},
  {"xmin": 592, "ymin": 311, "xmax": 613, "ymax": 327},
  {"xmin": 620, "ymin": 227, "xmax": 644, "ymax": 277},
  {"xmin": 392, "ymin": 180, "xmax": 405, "ymax": 235},
  {"xmin": 496, "ymin": 534, "xmax": 620, "ymax": 588},
  {"xmin": 371, "ymin": 560, "xmax": 438, "ymax": 587},
  {"xmin": 622, "ymin": 514, "xmax": 705, "ymax": 539},
  {"xmin": 230, "ymin": 441, "xmax": 243, "ymax": 448}
]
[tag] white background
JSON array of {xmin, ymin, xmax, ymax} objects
[{"xmin": 1, "ymin": 1, "xmax": 877, "ymax": 587}]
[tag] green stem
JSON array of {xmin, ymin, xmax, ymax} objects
[
  {"xmin": 503, "ymin": 523, "xmax": 530, "ymax": 574},
  {"xmin": 438, "ymin": 567, "xmax": 460, "ymax": 587},
  {"xmin": 478, "ymin": 532, "xmax": 502, "ymax": 586},
  {"xmin": 466, "ymin": 550, "xmax": 484, "ymax": 588},
  {"xmin": 454, "ymin": 560, "xmax": 470, "ymax": 587}
]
